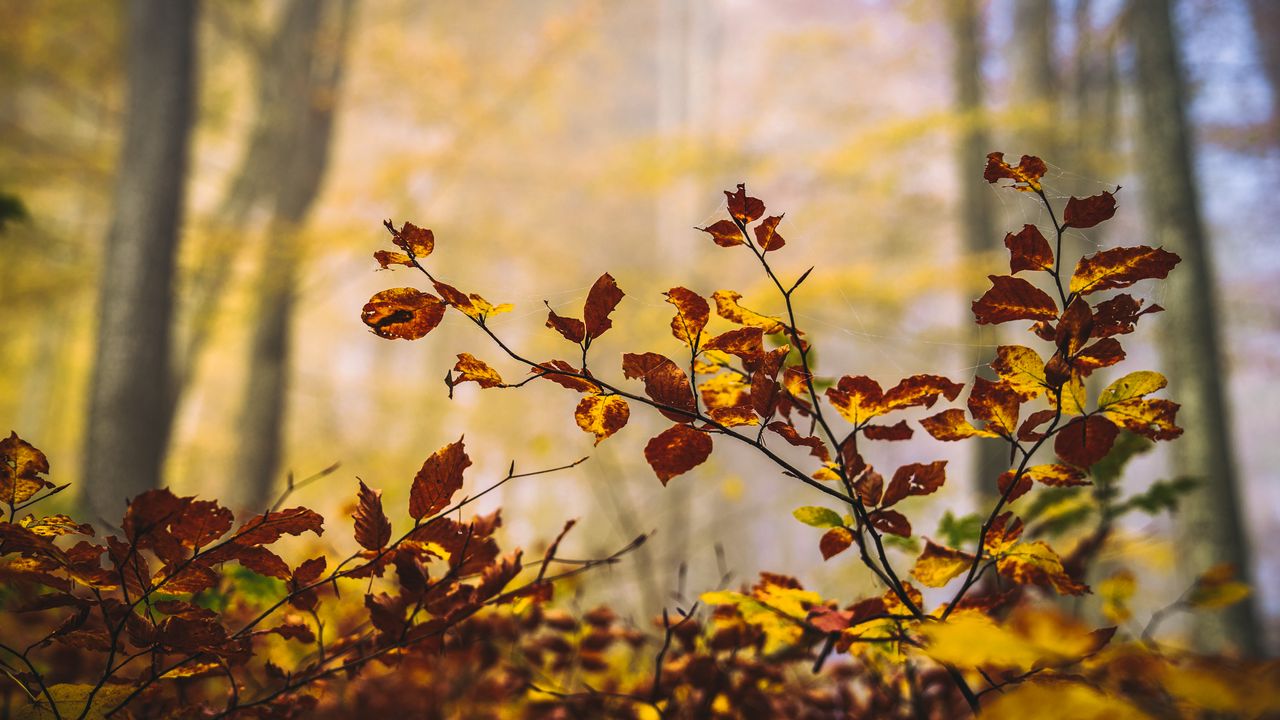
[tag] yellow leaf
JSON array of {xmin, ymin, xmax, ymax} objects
[
  {"xmin": 982, "ymin": 678, "xmax": 1150, "ymax": 720},
  {"xmin": 996, "ymin": 541, "xmax": 1088, "ymax": 595},
  {"xmin": 910, "ymin": 540, "xmax": 974, "ymax": 588},
  {"xmin": 1098, "ymin": 371, "xmax": 1167, "ymax": 408},
  {"xmin": 711, "ymin": 290, "xmax": 787, "ymax": 334},
  {"xmin": 16, "ymin": 683, "xmax": 135, "ymax": 720},
  {"xmin": 1098, "ymin": 570, "xmax": 1136, "ymax": 624},
  {"xmin": 992, "ymin": 345, "xmax": 1047, "ymax": 400},
  {"xmin": 573, "ymin": 394, "xmax": 630, "ymax": 445},
  {"xmin": 1187, "ymin": 563, "xmax": 1251, "ymax": 609},
  {"xmin": 923, "ymin": 609, "xmax": 1110, "ymax": 671}
]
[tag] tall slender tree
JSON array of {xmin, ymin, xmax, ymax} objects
[
  {"xmin": 1130, "ymin": 0, "xmax": 1261, "ymax": 655},
  {"xmin": 83, "ymin": 0, "xmax": 197, "ymax": 522},
  {"xmin": 948, "ymin": 0, "xmax": 1007, "ymax": 505},
  {"xmin": 234, "ymin": 0, "xmax": 354, "ymax": 510},
  {"xmin": 1011, "ymin": 0, "xmax": 1060, "ymax": 160}
]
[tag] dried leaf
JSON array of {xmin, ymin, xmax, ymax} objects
[
  {"xmin": 361, "ymin": 288, "xmax": 446, "ymax": 340},
  {"xmin": 410, "ymin": 439, "xmax": 471, "ymax": 520},
  {"xmin": 643, "ymin": 424, "xmax": 713, "ymax": 485}
]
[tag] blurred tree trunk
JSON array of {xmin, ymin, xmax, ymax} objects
[
  {"xmin": 83, "ymin": 0, "xmax": 197, "ymax": 522},
  {"xmin": 948, "ymin": 0, "xmax": 1006, "ymax": 506},
  {"xmin": 234, "ymin": 0, "xmax": 354, "ymax": 510},
  {"xmin": 1247, "ymin": 0, "xmax": 1280, "ymax": 144},
  {"xmin": 1129, "ymin": 0, "xmax": 1261, "ymax": 656},
  {"xmin": 1011, "ymin": 0, "xmax": 1060, "ymax": 160}
]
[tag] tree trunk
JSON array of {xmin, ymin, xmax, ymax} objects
[
  {"xmin": 948, "ymin": 0, "xmax": 1007, "ymax": 506},
  {"xmin": 83, "ymin": 0, "xmax": 197, "ymax": 522},
  {"xmin": 1247, "ymin": 0, "xmax": 1280, "ymax": 144},
  {"xmin": 1011, "ymin": 0, "xmax": 1059, "ymax": 160},
  {"xmin": 1130, "ymin": 0, "xmax": 1261, "ymax": 656},
  {"xmin": 233, "ymin": 0, "xmax": 353, "ymax": 511}
]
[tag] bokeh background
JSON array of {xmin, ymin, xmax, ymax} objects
[{"xmin": 1, "ymin": 0, "xmax": 1276, "ymax": 653}]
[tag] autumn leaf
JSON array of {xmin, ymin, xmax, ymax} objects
[
  {"xmin": 997, "ymin": 541, "xmax": 1088, "ymax": 595},
  {"xmin": 1, "ymin": 431, "xmax": 53, "ymax": 506},
  {"xmin": 374, "ymin": 249, "xmax": 413, "ymax": 268},
  {"xmin": 724, "ymin": 183, "xmax": 765, "ymax": 223},
  {"xmin": 545, "ymin": 308, "xmax": 585, "ymax": 343},
  {"xmin": 1102, "ymin": 398, "xmax": 1182, "ymax": 441},
  {"xmin": 703, "ymin": 327, "xmax": 765, "ymax": 360},
  {"xmin": 230, "ymin": 507, "xmax": 325, "ymax": 546},
  {"xmin": 1098, "ymin": 371, "xmax": 1166, "ymax": 408},
  {"xmin": 754, "ymin": 214, "xmax": 786, "ymax": 251},
  {"xmin": 881, "ymin": 461, "xmax": 946, "ymax": 508},
  {"xmin": 622, "ymin": 352, "xmax": 696, "ymax": 422},
  {"xmin": 452, "ymin": 353, "xmax": 504, "ymax": 388},
  {"xmin": 862, "ymin": 421, "xmax": 913, "ymax": 441},
  {"xmin": 410, "ymin": 439, "xmax": 471, "ymax": 520},
  {"xmin": 972, "ymin": 275, "xmax": 1059, "ymax": 324},
  {"xmin": 361, "ymin": 288, "xmax": 447, "ymax": 340},
  {"xmin": 385, "ymin": 220, "xmax": 435, "ymax": 258},
  {"xmin": 699, "ymin": 373, "xmax": 749, "ymax": 410},
  {"xmin": 911, "ymin": 540, "xmax": 975, "ymax": 587},
  {"xmin": 1024, "ymin": 464, "xmax": 1089, "ymax": 487},
  {"xmin": 1054, "ymin": 416, "xmax": 1119, "ymax": 467},
  {"xmin": 1187, "ymin": 563, "xmax": 1251, "ymax": 609},
  {"xmin": 709, "ymin": 405, "xmax": 758, "ymax": 427},
  {"xmin": 881, "ymin": 375, "xmax": 965, "ymax": 413},
  {"xmin": 583, "ymin": 273, "xmax": 624, "ymax": 340},
  {"xmin": 997, "ymin": 470, "xmax": 1033, "ymax": 503},
  {"xmin": 643, "ymin": 423, "xmax": 712, "ymax": 485},
  {"xmin": 665, "ymin": 286, "xmax": 709, "ymax": 346},
  {"xmin": 992, "ymin": 345, "xmax": 1047, "ymax": 400},
  {"xmin": 574, "ymin": 394, "xmax": 630, "ymax": 445},
  {"xmin": 870, "ymin": 509, "xmax": 911, "ymax": 537},
  {"xmin": 1004, "ymin": 224, "xmax": 1054, "ymax": 273},
  {"xmin": 1069, "ymin": 246, "xmax": 1181, "ymax": 295},
  {"xmin": 767, "ymin": 421, "xmax": 829, "ymax": 461},
  {"xmin": 1063, "ymin": 190, "xmax": 1118, "ymax": 229},
  {"xmin": 1093, "ymin": 294, "xmax": 1163, "ymax": 337},
  {"xmin": 982, "ymin": 679, "xmax": 1149, "ymax": 720},
  {"xmin": 825, "ymin": 375, "xmax": 884, "ymax": 425},
  {"xmin": 1099, "ymin": 570, "xmax": 1136, "ymax": 623},
  {"xmin": 532, "ymin": 360, "xmax": 600, "ymax": 393},
  {"xmin": 819, "ymin": 527, "xmax": 853, "ymax": 560},
  {"xmin": 855, "ymin": 469, "xmax": 884, "ymax": 506},
  {"xmin": 920, "ymin": 408, "xmax": 1000, "ymax": 441},
  {"xmin": 696, "ymin": 219, "xmax": 745, "ymax": 247},
  {"xmin": 19, "ymin": 514, "xmax": 92, "ymax": 538},
  {"xmin": 1074, "ymin": 338, "xmax": 1125, "ymax": 374},
  {"xmin": 983, "ymin": 152, "xmax": 1048, "ymax": 191},
  {"xmin": 354, "ymin": 480, "xmax": 392, "ymax": 551},
  {"xmin": 431, "ymin": 279, "xmax": 513, "ymax": 320},
  {"xmin": 712, "ymin": 290, "xmax": 787, "ymax": 334},
  {"xmin": 968, "ymin": 377, "xmax": 1021, "ymax": 437}
]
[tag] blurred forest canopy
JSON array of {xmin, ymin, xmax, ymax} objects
[{"xmin": 0, "ymin": 0, "xmax": 1277, "ymax": 655}]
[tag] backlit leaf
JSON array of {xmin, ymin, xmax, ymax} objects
[
  {"xmin": 1102, "ymin": 399, "xmax": 1182, "ymax": 441},
  {"xmin": 724, "ymin": 183, "xmax": 765, "ymax": 223},
  {"xmin": 1069, "ymin": 246, "xmax": 1181, "ymax": 295},
  {"xmin": 982, "ymin": 679, "xmax": 1149, "ymax": 720},
  {"xmin": 1055, "ymin": 416, "xmax": 1119, "ymax": 467},
  {"xmin": 452, "ymin": 353, "xmax": 504, "ymax": 388},
  {"xmin": 533, "ymin": 360, "xmax": 600, "ymax": 393},
  {"xmin": 767, "ymin": 421, "xmax": 829, "ymax": 461},
  {"xmin": 696, "ymin": 219, "xmax": 745, "ymax": 247},
  {"xmin": 374, "ymin": 249, "xmax": 413, "ymax": 268},
  {"xmin": 386, "ymin": 220, "xmax": 435, "ymax": 258},
  {"xmin": 911, "ymin": 540, "xmax": 975, "ymax": 587},
  {"xmin": 703, "ymin": 327, "xmax": 764, "ymax": 360},
  {"xmin": 643, "ymin": 423, "xmax": 712, "ymax": 485},
  {"xmin": 825, "ymin": 375, "xmax": 884, "ymax": 425},
  {"xmin": 968, "ymin": 377, "xmax": 1021, "ymax": 436},
  {"xmin": 870, "ymin": 509, "xmax": 911, "ymax": 537},
  {"xmin": 997, "ymin": 541, "xmax": 1088, "ymax": 595},
  {"xmin": 793, "ymin": 506, "xmax": 843, "ymax": 528},
  {"xmin": 862, "ymin": 420, "xmax": 913, "ymax": 441},
  {"xmin": 1187, "ymin": 563, "xmax": 1251, "ymax": 609},
  {"xmin": 665, "ymin": 286, "xmax": 709, "ymax": 346},
  {"xmin": 622, "ymin": 352, "xmax": 695, "ymax": 422},
  {"xmin": 881, "ymin": 461, "xmax": 946, "ymax": 508},
  {"xmin": 992, "ymin": 345, "xmax": 1047, "ymax": 400},
  {"xmin": 583, "ymin": 273, "xmax": 624, "ymax": 339},
  {"xmin": 410, "ymin": 439, "xmax": 471, "ymax": 520},
  {"xmin": 1098, "ymin": 371, "xmax": 1167, "ymax": 408},
  {"xmin": 354, "ymin": 480, "xmax": 392, "ymax": 551},
  {"xmin": 881, "ymin": 374, "xmax": 965, "ymax": 412},
  {"xmin": 1063, "ymin": 190, "xmax": 1118, "ymax": 229},
  {"xmin": 1024, "ymin": 464, "xmax": 1089, "ymax": 487},
  {"xmin": 361, "ymin": 288, "xmax": 446, "ymax": 340},
  {"xmin": 1, "ymin": 432, "xmax": 52, "ymax": 507},
  {"xmin": 920, "ymin": 409, "xmax": 1000, "ymax": 440},
  {"xmin": 819, "ymin": 527, "xmax": 853, "ymax": 560},
  {"xmin": 972, "ymin": 275, "xmax": 1059, "ymax": 324},
  {"xmin": 1004, "ymin": 224, "xmax": 1054, "ymax": 273},
  {"xmin": 712, "ymin": 290, "xmax": 787, "ymax": 334},
  {"xmin": 574, "ymin": 394, "xmax": 630, "ymax": 445},
  {"xmin": 983, "ymin": 152, "xmax": 1048, "ymax": 192},
  {"xmin": 754, "ymin": 214, "xmax": 786, "ymax": 251},
  {"xmin": 545, "ymin": 309, "xmax": 585, "ymax": 343}
]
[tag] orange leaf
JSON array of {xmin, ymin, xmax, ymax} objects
[
  {"xmin": 996, "ymin": 541, "xmax": 1088, "ymax": 595},
  {"xmin": 644, "ymin": 423, "xmax": 713, "ymax": 485},
  {"xmin": 825, "ymin": 375, "xmax": 885, "ymax": 425},
  {"xmin": 709, "ymin": 404, "xmax": 759, "ymax": 427},
  {"xmin": 870, "ymin": 509, "xmax": 912, "ymax": 537},
  {"xmin": 622, "ymin": 352, "xmax": 695, "ymax": 423},
  {"xmin": 361, "ymin": 288, "xmax": 446, "ymax": 340},
  {"xmin": 452, "ymin": 353, "xmax": 504, "ymax": 388},
  {"xmin": 1074, "ymin": 338, "xmax": 1125, "ymax": 374},
  {"xmin": 1004, "ymin": 224, "xmax": 1054, "ymax": 274},
  {"xmin": 911, "ymin": 540, "xmax": 975, "ymax": 587},
  {"xmin": 920, "ymin": 409, "xmax": 1001, "ymax": 441},
  {"xmin": 855, "ymin": 468, "xmax": 884, "ymax": 506},
  {"xmin": 882, "ymin": 374, "xmax": 965, "ymax": 413},
  {"xmin": 703, "ymin": 327, "xmax": 764, "ymax": 360},
  {"xmin": 820, "ymin": 527, "xmax": 853, "ymax": 560},
  {"xmin": 1053, "ymin": 416, "xmax": 1118, "ymax": 467},
  {"xmin": 968, "ymin": 378, "xmax": 1021, "ymax": 437},
  {"xmin": 1069, "ymin": 246, "xmax": 1181, "ymax": 295},
  {"xmin": 972, "ymin": 275, "xmax": 1059, "ymax": 325},
  {"xmin": 354, "ymin": 480, "xmax": 392, "ymax": 551},
  {"xmin": 584, "ymin": 273, "xmax": 624, "ymax": 340},
  {"xmin": 996, "ymin": 470, "xmax": 1034, "ymax": 503},
  {"xmin": 665, "ymin": 287, "xmax": 709, "ymax": 346},
  {"xmin": 1, "ymin": 432, "xmax": 52, "ymax": 506},
  {"xmin": 881, "ymin": 461, "xmax": 946, "ymax": 508},
  {"xmin": 374, "ymin": 250, "xmax": 413, "ymax": 268},
  {"xmin": 1063, "ymin": 191, "xmax": 1117, "ymax": 229},
  {"xmin": 754, "ymin": 214, "xmax": 786, "ymax": 251},
  {"xmin": 697, "ymin": 219, "xmax": 745, "ymax": 247},
  {"xmin": 983, "ymin": 152, "xmax": 1047, "ymax": 192},
  {"xmin": 1024, "ymin": 464, "xmax": 1089, "ymax": 487},
  {"xmin": 410, "ymin": 439, "xmax": 471, "ymax": 520},
  {"xmin": 574, "ymin": 394, "xmax": 630, "ymax": 445},
  {"xmin": 532, "ymin": 360, "xmax": 600, "ymax": 394},
  {"xmin": 724, "ymin": 183, "xmax": 765, "ymax": 223},
  {"xmin": 712, "ymin": 290, "xmax": 787, "ymax": 334},
  {"xmin": 767, "ymin": 421, "xmax": 829, "ymax": 461},
  {"xmin": 385, "ymin": 220, "xmax": 435, "ymax": 258},
  {"xmin": 545, "ymin": 309, "xmax": 585, "ymax": 343}
]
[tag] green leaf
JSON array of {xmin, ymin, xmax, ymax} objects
[
  {"xmin": 936, "ymin": 510, "xmax": 983, "ymax": 550},
  {"xmin": 1116, "ymin": 476, "xmax": 1198, "ymax": 517},
  {"xmin": 882, "ymin": 534, "xmax": 921, "ymax": 554},
  {"xmin": 792, "ymin": 506, "xmax": 844, "ymax": 528}
]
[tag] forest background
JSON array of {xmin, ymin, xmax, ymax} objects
[{"xmin": 1, "ymin": 0, "xmax": 1276, "ymax": 656}]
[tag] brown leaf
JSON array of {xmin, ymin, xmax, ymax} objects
[
  {"xmin": 643, "ymin": 424, "xmax": 713, "ymax": 485},
  {"xmin": 1074, "ymin": 339, "xmax": 1125, "ymax": 374},
  {"xmin": 724, "ymin": 183, "xmax": 765, "ymax": 223},
  {"xmin": 870, "ymin": 509, "xmax": 912, "ymax": 537},
  {"xmin": 996, "ymin": 471, "xmax": 1034, "ymax": 504},
  {"xmin": 881, "ymin": 461, "xmax": 947, "ymax": 508},
  {"xmin": 855, "ymin": 468, "xmax": 884, "ymax": 506},
  {"xmin": 767, "ymin": 421, "xmax": 829, "ymax": 461},
  {"xmin": 920, "ymin": 409, "xmax": 1000, "ymax": 441},
  {"xmin": 968, "ymin": 378, "xmax": 1021, "ymax": 437},
  {"xmin": 703, "ymin": 327, "xmax": 764, "ymax": 360},
  {"xmin": 1054, "ymin": 416, "xmax": 1119, "ymax": 467},
  {"xmin": 862, "ymin": 421, "xmax": 913, "ymax": 441},
  {"xmin": 1101, "ymin": 398, "xmax": 1182, "ymax": 441},
  {"xmin": 972, "ymin": 275, "xmax": 1059, "ymax": 325},
  {"xmin": 1069, "ymin": 246, "xmax": 1181, "ymax": 295},
  {"xmin": 754, "ymin": 214, "xmax": 786, "ymax": 251},
  {"xmin": 532, "ymin": 360, "xmax": 600, "ymax": 393},
  {"xmin": 1092, "ymin": 294, "xmax": 1163, "ymax": 337},
  {"xmin": 665, "ymin": 287, "xmax": 710, "ymax": 346},
  {"xmin": 820, "ymin": 527, "xmax": 853, "ymax": 560},
  {"xmin": 881, "ymin": 374, "xmax": 965, "ymax": 413},
  {"xmin": 622, "ymin": 352, "xmax": 695, "ymax": 423},
  {"xmin": 374, "ymin": 250, "xmax": 413, "ymax": 268},
  {"xmin": 545, "ymin": 309, "xmax": 585, "ymax": 343},
  {"xmin": 1017, "ymin": 409, "xmax": 1057, "ymax": 441},
  {"xmin": 354, "ymin": 480, "xmax": 392, "ymax": 551},
  {"xmin": 697, "ymin": 219, "xmax": 745, "ymax": 247},
  {"xmin": 1063, "ymin": 191, "xmax": 1117, "ymax": 229},
  {"xmin": 361, "ymin": 288, "xmax": 446, "ymax": 340},
  {"xmin": 232, "ymin": 507, "xmax": 325, "ymax": 546},
  {"xmin": 574, "ymin": 394, "xmax": 630, "ymax": 445},
  {"xmin": 983, "ymin": 152, "xmax": 1047, "ymax": 192},
  {"xmin": 386, "ymin": 220, "xmax": 435, "ymax": 258},
  {"xmin": 584, "ymin": 273, "xmax": 624, "ymax": 340},
  {"xmin": 1004, "ymin": 224, "xmax": 1054, "ymax": 273},
  {"xmin": 452, "ymin": 353, "xmax": 504, "ymax": 389},
  {"xmin": 410, "ymin": 439, "xmax": 471, "ymax": 520},
  {"xmin": 825, "ymin": 375, "xmax": 885, "ymax": 425},
  {"xmin": 712, "ymin": 290, "xmax": 787, "ymax": 334},
  {"xmin": 1, "ymin": 432, "xmax": 52, "ymax": 507},
  {"xmin": 1055, "ymin": 297, "xmax": 1094, "ymax": 358}
]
